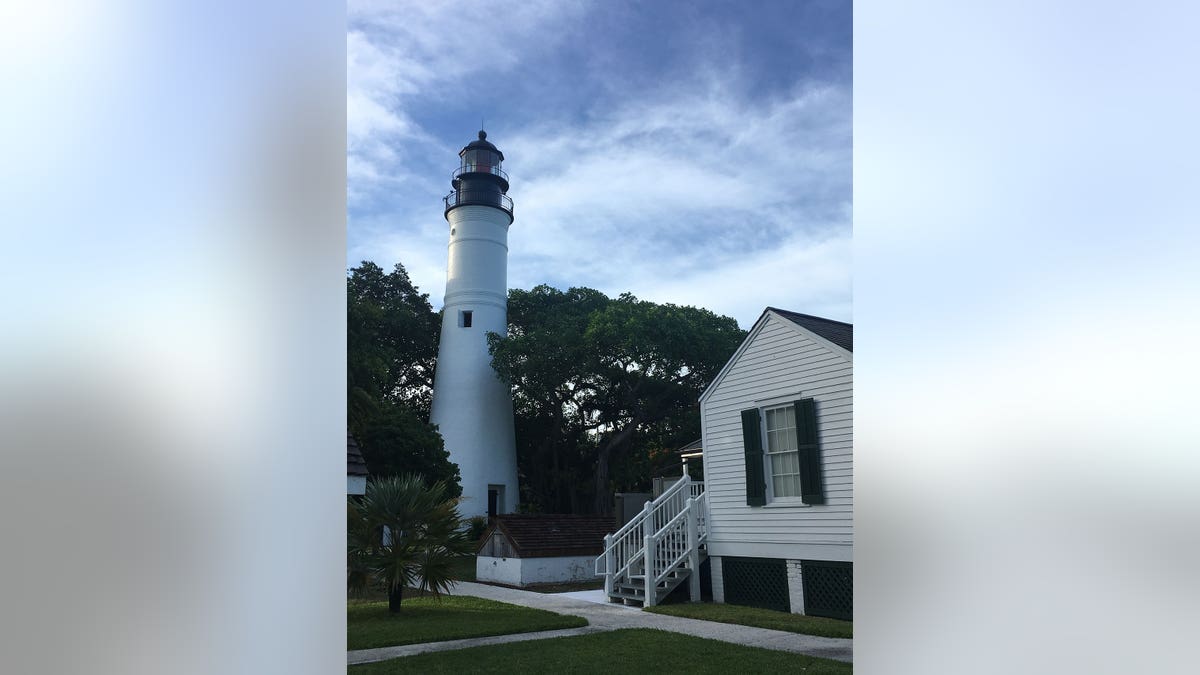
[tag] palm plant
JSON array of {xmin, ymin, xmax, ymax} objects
[{"xmin": 348, "ymin": 474, "xmax": 473, "ymax": 612}]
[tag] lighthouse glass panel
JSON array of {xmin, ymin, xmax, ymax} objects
[{"xmin": 764, "ymin": 405, "xmax": 802, "ymax": 498}]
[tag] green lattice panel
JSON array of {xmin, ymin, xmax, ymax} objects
[
  {"xmin": 722, "ymin": 557, "xmax": 789, "ymax": 613},
  {"xmin": 802, "ymin": 560, "xmax": 852, "ymax": 620}
]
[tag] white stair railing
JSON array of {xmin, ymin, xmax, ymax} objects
[
  {"xmin": 642, "ymin": 492, "xmax": 708, "ymax": 606},
  {"xmin": 596, "ymin": 476, "xmax": 708, "ymax": 605}
]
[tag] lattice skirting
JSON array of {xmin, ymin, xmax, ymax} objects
[
  {"xmin": 802, "ymin": 559, "xmax": 853, "ymax": 620},
  {"xmin": 721, "ymin": 556, "xmax": 790, "ymax": 613}
]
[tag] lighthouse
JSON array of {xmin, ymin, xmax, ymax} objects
[{"xmin": 429, "ymin": 130, "xmax": 520, "ymax": 520}]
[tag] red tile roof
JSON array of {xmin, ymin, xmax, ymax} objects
[{"xmin": 478, "ymin": 514, "xmax": 614, "ymax": 558}]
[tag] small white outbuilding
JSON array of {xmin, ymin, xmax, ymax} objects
[{"xmin": 476, "ymin": 514, "xmax": 613, "ymax": 587}]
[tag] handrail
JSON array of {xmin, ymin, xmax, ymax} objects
[
  {"xmin": 650, "ymin": 497, "xmax": 695, "ymax": 586},
  {"xmin": 652, "ymin": 499, "xmax": 690, "ymax": 539},
  {"xmin": 596, "ymin": 475, "xmax": 708, "ymax": 602},
  {"xmin": 607, "ymin": 475, "xmax": 689, "ymax": 542},
  {"xmin": 443, "ymin": 190, "xmax": 514, "ymax": 218},
  {"xmin": 596, "ymin": 476, "xmax": 691, "ymax": 578}
]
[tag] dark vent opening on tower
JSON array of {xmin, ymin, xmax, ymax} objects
[{"xmin": 461, "ymin": 310, "xmax": 473, "ymax": 328}]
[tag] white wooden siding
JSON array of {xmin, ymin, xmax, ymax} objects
[{"xmin": 701, "ymin": 312, "xmax": 852, "ymax": 561}]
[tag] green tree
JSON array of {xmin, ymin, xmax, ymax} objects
[
  {"xmin": 489, "ymin": 286, "xmax": 745, "ymax": 513},
  {"xmin": 488, "ymin": 286, "xmax": 608, "ymax": 512},
  {"xmin": 348, "ymin": 261, "xmax": 460, "ymax": 493},
  {"xmin": 582, "ymin": 293, "xmax": 745, "ymax": 512},
  {"xmin": 348, "ymin": 475, "xmax": 472, "ymax": 612},
  {"xmin": 348, "ymin": 261, "xmax": 440, "ymax": 420},
  {"xmin": 353, "ymin": 403, "xmax": 461, "ymax": 498}
]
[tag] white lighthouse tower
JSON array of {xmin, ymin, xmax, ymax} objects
[{"xmin": 429, "ymin": 130, "xmax": 520, "ymax": 520}]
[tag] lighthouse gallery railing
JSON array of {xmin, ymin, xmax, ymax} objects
[{"xmin": 443, "ymin": 190, "xmax": 513, "ymax": 218}]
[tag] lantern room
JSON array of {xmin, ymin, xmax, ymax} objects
[{"xmin": 445, "ymin": 130, "xmax": 513, "ymax": 220}]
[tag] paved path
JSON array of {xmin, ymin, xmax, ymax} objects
[{"xmin": 348, "ymin": 581, "xmax": 852, "ymax": 666}]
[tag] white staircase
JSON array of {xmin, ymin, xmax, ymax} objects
[{"xmin": 595, "ymin": 476, "xmax": 708, "ymax": 607}]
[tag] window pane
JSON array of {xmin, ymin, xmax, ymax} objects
[{"xmin": 774, "ymin": 472, "xmax": 798, "ymax": 497}]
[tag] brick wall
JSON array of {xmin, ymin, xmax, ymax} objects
[
  {"xmin": 709, "ymin": 556, "xmax": 725, "ymax": 603},
  {"xmin": 786, "ymin": 559, "xmax": 805, "ymax": 614}
]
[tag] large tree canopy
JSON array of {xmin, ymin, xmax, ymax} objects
[
  {"xmin": 348, "ymin": 262, "xmax": 460, "ymax": 495},
  {"xmin": 348, "ymin": 261, "xmax": 441, "ymax": 419},
  {"xmin": 489, "ymin": 286, "xmax": 745, "ymax": 513}
]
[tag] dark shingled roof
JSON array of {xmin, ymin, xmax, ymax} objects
[
  {"xmin": 675, "ymin": 438, "xmax": 703, "ymax": 455},
  {"xmin": 767, "ymin": 307, "xmax": 853, "ymax": 352},
  {"xmin": 478, "ymin": 514, "xmax": 613, "ymax": 558},
  {"xmin": 347, "ymin": 432, "xmax": 368, "ymax": 477}
]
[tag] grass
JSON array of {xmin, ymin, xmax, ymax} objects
[
  {"xmin": 349, "ymin": 628, "xmax": 852, "ymax": 674},
  {"xmin": 348, "ymin": 595, "xmax": 587, "ymax": 650},
  {"xmin": 645, "ymin": 602, "xmax": 852, "ymax": 639}
]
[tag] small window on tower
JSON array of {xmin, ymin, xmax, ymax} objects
[{"xmin": 461, "ymin": 310, "xmax": 473, "ymax": 328}]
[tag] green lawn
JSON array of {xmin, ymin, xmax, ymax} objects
[
  {"xmin": 348, "ymin": 596, "xmax": 587, "ymax": 650},
  {"xmin": 349, "ymin": 628, "xmax": 852, "ymax": 674},
  {"xmin": 646, "ymin": 602, "xmax": 853, "ymax": 639}
]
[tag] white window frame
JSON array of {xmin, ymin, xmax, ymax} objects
[{"xmin": 756, "ymin": 397, "xmax": 810, "ymax": 506}]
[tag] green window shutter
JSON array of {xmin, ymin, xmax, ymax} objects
[
  {"xmin": 795, "ymin": 398, "xmax": 825, "ymax": 505},
  {"xmin": 741, "ymin": 409, "xmax": 766, "ymax": 506}
]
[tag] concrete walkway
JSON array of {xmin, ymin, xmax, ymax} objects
[{"xmin": 348, "ymin": 581, "xmax": 852, "ymax": 666}]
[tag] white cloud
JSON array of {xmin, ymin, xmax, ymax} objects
[
  {"xmin": 347, "ymin": 2, "xmax": 851, "ymax": 327},
  {"xmin": 499, "ymin": 78, "xmax": 851, "ymax": 325},
  {"xmin": 346, "ymin": 1, "xmax": 590, "ymax": 201},
  {"xmin": 629, "ymin": 230, "xmax": 853, "ymax": 328}
]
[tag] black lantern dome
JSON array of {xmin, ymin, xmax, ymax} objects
[
  {"xmin": 463, "ymin": 130, "xmax": 504, "ymax": 159},
  {"xmin": 445, "ymin": 130, "xmax": 513, "ymax": 221}
]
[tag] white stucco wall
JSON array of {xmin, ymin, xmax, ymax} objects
[
  {"xmin": 347, "ymin": 475, "xmax": 366, "ymax": 496},
  {"xmin": 476, "ymin": 554, "xmax": 597, "ymax": 586},
  {"xmin": 476, "ymin": 555, "xmax": 523, "ymax": 586}
]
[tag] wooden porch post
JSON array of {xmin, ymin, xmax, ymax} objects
[{"xmin": 686, "ymin": 496, "xmax": 701, "ymax": 602}]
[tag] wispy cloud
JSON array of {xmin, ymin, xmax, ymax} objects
[{"xmin": 347, "ymin": 0, "xmax": 852, "ymax": 327}]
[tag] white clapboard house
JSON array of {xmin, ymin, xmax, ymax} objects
[{"xmin": 595, "ymin": 308, "xmax": 851, "ymax": 620}]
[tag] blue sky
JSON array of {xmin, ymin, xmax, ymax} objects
[{"xmin": 348, "ymin": 0, "xmax": 851, "ymax": 328}]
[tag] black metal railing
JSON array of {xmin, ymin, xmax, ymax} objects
[
  {"xmin": 444, "ymin": 190, "xmax": 514, "ymax": 218},
  {"xmin": 452, "ymin": 164, "xmax": 508, "ymax": 183}
]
